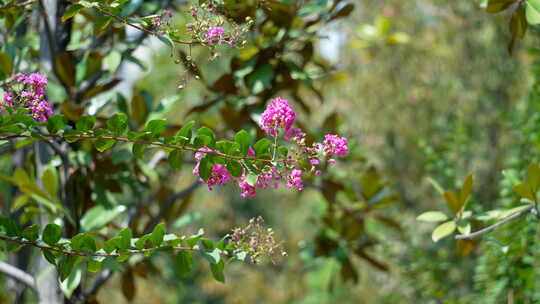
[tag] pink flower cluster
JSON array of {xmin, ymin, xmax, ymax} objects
[
  {"xmin": 191, "ymin": 96, "xmax": 349, "ymax": 198},
  {"xmin": 260, "ymin": 97, "xmax": 296, "ymax": 136},
  {"xmin": 1, "ymin": 73, "xmax": 53, "ymax": 122},
  {"xmin": 206, "ymin": 26, "xmax": 225, "ymax": 45}
]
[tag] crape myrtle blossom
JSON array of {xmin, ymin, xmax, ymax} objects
[
  {"xmin": 260, "ymin": 97, "xmax": 296, "ymax": 136},
  {"xmin": 206, "ymin": 26, "xmax": 225, "ymax": 45},
  {"xmin": 191, "ymin": 96, "xmax": 349, "ymax": 198},
  {"xmin": 1, "ymin": 73, "xmax": 53, "ymax": 122}
]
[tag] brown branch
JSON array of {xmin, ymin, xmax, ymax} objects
[
  {"xmin": 0, "ymin": 133, "xmax": 281, "ymax": 164},
  {"xmin": 92, "ymin": 6, "xmax": 196, "ymax": 45},
  {"xmin": 455, "ymin": 206, "xmax": 534, "ymax": 240},
  {"xmin": 0, "ymin": 235, "xmax": 195, "ymax": 257}
]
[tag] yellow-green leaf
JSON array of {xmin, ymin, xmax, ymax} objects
[
  {"xmin": 513, "ymin": 183, "xmax": 535, "ymax": 201},
  {"xmin": 527, "ymin": 163, "xmax": 540, "ymax": 192},
  {"xmin": 416, "ymin": 211, "xmax": 448, "ymax": 222},
  {"xmin": 432, "ymin": 221, "xmax": 457, "ymax": 242},
  {"xmin": 527, "ymin": 1, "xmax": 540, "ymax": 24},
  {"xmin": 42, "ymin": 168, "xmax": 58, "ymax": 198}
]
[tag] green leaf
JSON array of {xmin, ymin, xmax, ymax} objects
[
  {"xmin": 234, "ymin": 130, "xmax": 251, "ymax": 155},
  {"xmin": 175, "ymin": 251, "xmax": 193, "ymax": 277},
  {"xmin": 431, "ymin": 221, "xmax": 456, "ymax": 242},
  {"xmin": 527, "ymin": 163, "xmax": 540, "ymax": 192},
  {"xmin": 253, "ymin": 138, "xmax": 271, "ymax": 156},
  {"xmin": 61, "ymin": 4, "xmax": 82, "ymax": 22},
  {"xmin": 22, "ymin": 224, "xmax": 39, "ymax": 242},
  {"xmin": 168, "ymin": 150, "xmax": 183, "ymax": 170},
  {"xmin": 457, "ymin": 220, "xmax": 471, "ymax": 235},
  {"xmin": 145, "ymin": 119, "xmax": 168, "ymax": 137},
  {"xmin": 176, "ymin": 120, "xmax": 196, "ymax": 145},
  {"xmin": 246, "ymin": 172, "xmax": 258, "ymax": 187},
  {"xmin": 107, "ymin": 113, "xmax": 128, "ymax": 136},
  {"xmin": 42, "ymin": 249, "xmax": 57, "ymax": 265},
  {"xmin": 76, "ymin": 116, "xmax": 96, "ymax": 132},
  {"xmin": 118, "ymin": 228, "xmax": 132, "ymax": 250},
  {"xmin": 70, "ymin": 233, "xmax": 96, "ymax": 252},
  {"xmin": 0, "ymin": 52, "xmax": 13, "ymax": 76},
  {"xmin": 416, "ymin": 211, "xmax": 449, "ymax": 222},
  {"xmin": 209, "ymin": 260, "xmax": 225, "ymax": 283},
  {"xmin": 150, "ymin": 223, "xmax": 165, "ymax": 247},
  {"xmin": 443, "ymin": 191, "xmax": 461, "ymax": 214},
  {"xmin": 43, "ymin": 224, "xmax": 62, "ymax": 246},
  {"xmin": 87, "ymin": 259, "xmax": 102, "ymax": 273},
  {"xmin": 42, "ymin": 168, "xmax": 58, "ymax": 198},
  {"xmin": 527, "ymin": 1, "xmax": 540, "ymax": 24},
  {"xmin": 80, "ymin": 205, "xmax": 126, "ymax": 231},
  {"xmin": 198, "ymin": 157, "xmax": 212, "ymax": 181},
  {"xmin": 0, "ymin": 216, "xmax": 21, "ymax": 237},
  {"xmin": 529, "ymin": 0, "xmax": 540, "ymax": 16},
  {"xmin": 47, "ymin": 115, "xmax": 67, "ymax": 133},
  {"xmin": 95, "ymin": 139, "xmax": 115, "ymax": 152},
  {"xmin": 226, "ymin": 160, "xmax": 243, "ymax": 178},
  {"xmin": 132, "ymin": 143, "xmax": 147, "ymax": 158},
  {"xmin": 58, "ymin": 255, "xmax": 77, "ymax": 281},
  {"xmin": 246, "ymin": 63, "xmax": 274, "ymax": 94},
  {"xmin": 513, "ymin": 183, "xmax": 536, "ymax": 201},
  {"xmin": 135, "ymin": 235, "xmax": 150, "ymax": 249}
]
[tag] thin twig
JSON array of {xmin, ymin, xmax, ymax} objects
[
  {"xmin": 92, "ymin": 6, "xmax": 195, "ymax": 45},
  {"xmin": 0, "ymin": 261, "xmax": 38, "ymax": 293},
  {"xmin": 455, "ymin": 206, "xmax": 534, "ymax": 240},
  {"xmin": 0, "ymin": 133, "xmax": 281, "ymax": 163},
  {"xmin": 0, "ymin": 235, "xmax": 195, "ymax": 257}
]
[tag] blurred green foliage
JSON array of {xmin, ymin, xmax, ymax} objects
[{"xmin": 3, "ymin": 0, "xmax": 540, "ymax": 303}]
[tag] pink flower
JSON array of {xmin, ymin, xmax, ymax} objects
[
  {"xmin": 1, "ymin": 92, "xmax": 13, "ymax": 108},
  {"xmin": 194, "ymin": 162, "xmax": 232, "ymax": 191},
  {"xmin": 206, "ymin": 26, "xmax": 225, "ymax": 45},
  {"xmin": 248, "ymin": 147, "xmax": 256, "ymax": 157},
  {"xmin": 284, "ymin": 127, "xmax": 305, "ymax": 141},
  {"xmin": 260, "ymin": 97, "xmax": 296, "ymax": 136},
  {"xmin": 322, "ymin": 134, "xmax": 349, "ymax": 157},
  {"xmin": 31, "ymin": 100, "xmax": 53, "ymax": 122},
  {"xmin": 310, "ymin": 159, "xmax": 319, "ymax": 166},
  {"xmin": 26, "ymin": 73, "xmax": 48, "ymax": 87},
  {"xmin": 238, "ymin": 180, "xmax": 257, "ymax": 199},
  {"xmin": 286, "ymin": 169, "xmax": 304, "ymax": 191},
  {"xmin": 2, "ymin": 73, "xmax": 52, "ymax": 121}
]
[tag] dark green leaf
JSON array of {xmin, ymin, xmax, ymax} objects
[
  {"xmin": 234, "ymin": 130, "xmax": 251, "ymax": 155},
  {"xmin": 175, "ymin": 251, "xmax": 193, "ymax": 277},
  {"xmin": 43, "ymin": 224, "xmax": 62, "ymax": 246},
  {"xmin": 107, "ymin": 113, "xmax": 128, "ymax": 136},
  {"xmin": 22, "ymin": 224, "xmax": 39, "ymax": 242},
  {"xmin": 150, "ymin": 223, "xmax": 165, "ymax": 247},
  {"xmin": 210, "ymin": 260, "xmax": 225, "ymax": 283}
]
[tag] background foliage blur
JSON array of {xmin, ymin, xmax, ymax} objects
[{"xmin": 3, "ymin": 0, "xmax": 540, "ymax": 303}]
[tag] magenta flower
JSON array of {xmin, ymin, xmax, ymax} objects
[
  {"xmin": 206, "ymin": 26, "xmax": 225, "ymax": 45},
  {"xmin": 31, "ymin": 100, "xmax": 53, "ymax": 122},
  {"xmin": 322, "ymin": 134, "xmax": 349, "ymax": 157},
  {"xmin": 2, "ymin": 73, "xmax": 52, "ymax": 122},
  {"xmin": 286, "ymin": 169, "xmax": 304, "ymax": 191},
  {"xmin": 1, "ymin": 92, "xmax": 13, "ymax": 108},
  {"xmin": 260, "ymin": 97, "xmax": 296, "ymax": 136},
  {"xmin": 203, "ymin": 164, "xmax": 232, "ymax": 190}
]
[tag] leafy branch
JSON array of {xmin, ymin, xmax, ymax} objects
[{"xmin": 455, "ymin": 206, "xmax": 534, "ymax": 240}]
